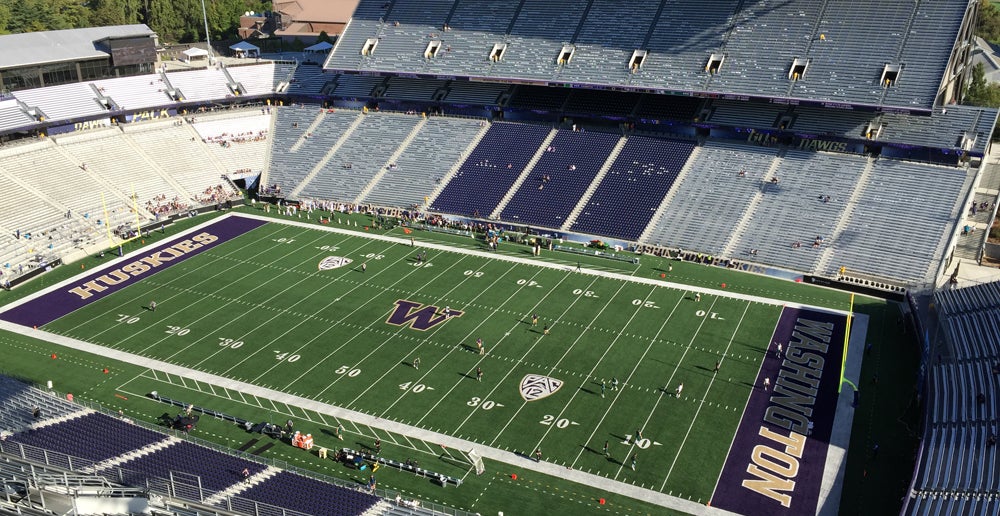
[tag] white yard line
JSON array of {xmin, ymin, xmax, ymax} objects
[
  {"xmin": 569, "ymin": 290, "xmax": 687, "ymax": 468},
  {"xmin": 612, "ymin": 296, "xmax": 722, "ymax": 480},
  {"xmin": 661, "ymin": 301, "xmax": 752, "ymax": 489}
]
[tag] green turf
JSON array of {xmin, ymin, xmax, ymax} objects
[{"xmin": 0, "ymin": 207, "xmax": 885, "ymax": 515}]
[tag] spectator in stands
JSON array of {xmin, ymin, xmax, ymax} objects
[
  {"xmin": 989, "ymin": 434, "xmax": 997, "ymax": 447},
  {"xmin": 738, "ymin": 169, "xmax": 746, "ymax": 177},
  {"xmin": 31, "ymin": 406, "xmax": 40, "ymax": 419}
]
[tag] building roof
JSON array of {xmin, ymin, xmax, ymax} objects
[
  {"xmin": 0, "ymin": 25, "xmax": 155, "ymax": 70},
  {"xmin": 274, "ymin": 0, "xmax": 359, "ymax": 23}
]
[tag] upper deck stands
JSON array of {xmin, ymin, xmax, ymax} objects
[
  {"xmin": 327, "ymin": 0, "xmax": 969, "ymax": 112},
  {"xmin": 14, "ymin": 82, "xmax": 106, "ymax": 121}
]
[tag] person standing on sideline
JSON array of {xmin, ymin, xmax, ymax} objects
[
  {"xmin": 413, "ymin": 357, "xmax": 420, "ymax": 370},
  {"xmin": 763, "ymin": 377, "xmax": 771, "ymax": 390},
  {"xmin": 603, "ymin": 440, "xmax": 610, "ymax": 457},
  {"xmin": 534, "ymin": 448, "xmax": 542, "ymax": 462},
  {"xmin": 630, "ymin": 453, "xmax": 637, "ymax": 471},
  {"xmin": 675, "ymin": 383, "xmax": 684, "ymax": 398},
  {"xmin": 776, "ymin": 342, "xmax": 783, "ymax": 357},
  {"xmin": 576, "ymin": 262, "xmax": 582, "ymax": 272},
  {"xmin": 694, "ymin": 293, "xmax": 701, "ymax": 302},
  {"xmin": 375, "ymin": 438, "xmax": 381, "ymax": 454},
  {"xmin": 149, "ymin": 300, "xmax": 157, "ymax": 312}
]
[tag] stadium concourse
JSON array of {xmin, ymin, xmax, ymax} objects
[{"xmin": 0, "ymin": 0, "xmax": 997, "ymax": 514}]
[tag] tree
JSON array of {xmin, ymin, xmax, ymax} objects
[
  {"xmin": 964, "ymin": 62, "xmax": 1000, "ymax": 107},
  {"xmin": 317, "ymin": 30, "xmax": 332, "ymax": 44},
  {"xmin": 978, "ymin": 0, "xmax": 1000, "ymax": 43}
]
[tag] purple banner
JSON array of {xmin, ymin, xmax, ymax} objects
[
  {"xmin": 0, "ymin": 216, "xmax": 267, "ymax": 328},
  {"xmin": 711, "ymin": 307, "xmax": 847, "ymax": 515}
]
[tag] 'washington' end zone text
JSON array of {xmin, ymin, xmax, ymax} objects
[
  {"xmin": 711, "ymin": 307, "xmax": 847, "ymax": 516},
  {"xmin": 742, "ymin": 317, "xmax": 833, "ymax": 507}
]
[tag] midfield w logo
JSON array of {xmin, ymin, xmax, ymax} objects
[{"xmin": 386, "ymin": 300, "xmax": 463, "ymax": 331}]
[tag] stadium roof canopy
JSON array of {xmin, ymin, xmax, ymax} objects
[{"xmin": 0, "ymin": 25, "xmax": 155, "ymax": 71}]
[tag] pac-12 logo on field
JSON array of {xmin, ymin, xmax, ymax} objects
[
  {"xmin": 386, "ymin": 300, "xmax": 463, "ymax": 331},
  {"xmin": 319, "ymin": 256, "xmax": 353, "ymax": 270},
  {"xmin": 519, "ymin": 374, "xmax": 563, "ymax": 402}
]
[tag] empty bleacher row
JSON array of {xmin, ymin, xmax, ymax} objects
[
  {"xmin": 905, "ymin": 281, "xmax": 1000, "ymax": 512},
  {"xmin": 325, "ymin": 0, "xmax": 969, "ymax": 110},
  {"xmin": 0, "ymin": 375, "xmax": 384, "ymax": 516}
]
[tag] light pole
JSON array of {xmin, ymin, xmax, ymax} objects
[{"xmin": 200, "ymin": 0, "xmax": 214, "ymax": 66}]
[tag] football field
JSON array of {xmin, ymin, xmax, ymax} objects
[{"xmin": 0, "ymin": 213, "xmax": 856, "ymax": 514}]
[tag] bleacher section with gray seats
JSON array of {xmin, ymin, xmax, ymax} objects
[
  {"xmin": 732, "ymin": 151, "xmax": 866, "ymax": 273},
  {"xmin": 560, "ymin": 0, "xmax": 660, "ymax": 85},
  {"xmin": 0, "ymin": 376, "xmax": 83, "ymax": 433},
  {"xmin": 383, "ymin": 77, "xmax": 444, "ymax": 101},
  {"xmin": 286, "ymin": 64, "xmax": 333, "ymax": 96},
  {"xmin": 444, "ymin": 81, "xmax": 510, "ymax": 106},
  {"xmin": 626, "ymin": 0, "xmax": 733, "ymax": 93},
  {"xmin": 886, "ymin": 1, "xmax": 968, "ymax": 108},
  {"xmin": 93, "ymin": 74, "xmax": 173, "ymax": 111},
  {"xmin": 300, "ymin": 113, "xmax": 422, "ymax": 201},
  {"xmin": 824, "ymin": 160, "xmax": 971, "ymax": 284},
  {"xmin": 789, "ymin": 2, "xmax": 913, "ymax": 107},
  {"xmin": 330, "ymin": 74, "xmax": 383, "ymax": 98},
  {"xmin": 0, "ymin": 100, "xmax": 33, "ymax": 132},
  {"xmin": 192, "ymin": 113, "xmax": 270, "ymax": 175},
  {"xmin": 708, "ymin": 99, "xmax": 785, "ymax": 129},
  {"xmin": 709, "ymin": 0, "xmax": 823, "ymax": 97},
  {"xmin": 226, "ymin": 63, "xmax": 278, "ymax": 96},
  {"xmin": 788, "ymin": 105, "xmax": 873, "ymax": 137},
  {"xmin": 644, "ymin": 141, "xmax": 777, "ymax": 254},
  {"xmin": 58, "ymin": 128, "xmax": 189, "ymax": 213},
  {"xmin": 496, "ymin": 0, "xmax": 590, "ymax": 80},
  {"xmin": 423, "ymin": 0, "xmax": 520, "ymax": 77},
  {"xmin": 267, "ymin": 109, "xmax": 361, "ymax": 192},
  {"xmin": 128, "ymin": 123, "xmax": 240, "ymax": 203},
  {"xmin": 362, "ymin": 117, "xmax": 482, "ymax": 208},
  {"xmin": 0, "ymin": 140, "xmax": 119, "ymax": 219},
  {"xmin": 14, "ymin": 82, "xmax": 106, "ymax": 121},
  {"xmin": 167, "ymin": 69, "xmax": 234, "ymax": 102},
  {"xmin": 881, "ymin": 105, "xmax": 991, "ymax": 154}
]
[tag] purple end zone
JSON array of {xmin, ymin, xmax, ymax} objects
[
  {"xmin": 711, "ymin": 307, "xmax": 847, "ymax": 516},
  {"xmin": 0, "ymin": 216, "xmax": 267, "ymax": 328}
]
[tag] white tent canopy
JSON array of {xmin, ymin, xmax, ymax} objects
[
  {"xmin": 180, "ymin": 47, "xmax": 209, "ymax": 62},
  {"xmin": 304, "ymin": 41, "xmax": 333, "ymax": 52},
  {"xmin": 230, "ymin": 41, "xmax": 260, "ymax": 58}
]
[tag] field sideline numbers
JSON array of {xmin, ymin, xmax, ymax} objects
[
  {"xmin": 116, "ymin": 314, "xmax": 140, "ymax": 324},
  {"xmin": 399, "ymin": 382, "xmax": 429, "ymax": 393},
  {"xmin": 218, "ymin": 338, "xmax": 243, "ymax": 349},
  {"xmin": 274, "ymin": 351, "xmax": 300, "ymax": 362},
  {"xmin": 572, "ymin": 289, "xmax": 597, "ymax": 298},
  {"xmin": 165, "ymin": 326, "xmax": 190, "ymax": 336},
  {"xmin": 467, "ymin": 397, "xmax": 499, "ymax": 410},
  {"xmin": 336, "ymin": 365, "xmax": 362, "ymax": 377},
  {"xmin": 695, "ymin": 310, "xmax": 724, "ymax": 320},
  {"xmin": 540, "ymin": 414, "xmax": 576, "ymax": 428},
  {"xmin": 463, "ymin": 270, "xmax": 484, "ymax": 278}
]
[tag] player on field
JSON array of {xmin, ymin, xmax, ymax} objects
[
  {"xmin": 612, "ymin": 377, "xmax": 619, "ymax": 390},
  {"xmin": 531, "ymin": 313, "xmax": 538, "ymax": 326},
  {"xmin": 630, "ymin": 453, "xmax": 637, "ymax": 471},
  {"xmin": 603, "ymin": 440, "xmax": 609, "ymax": 457},
  {"xmin": 543, "ymin": 324, "xmax": 550, "ymax": 335},
  {"xmin": 476, "ymin": 338, "xmax": 484, "ymax": 355},
  {"xmin": 600, "ymin": 381, "xmax": 606, "ymax": 398},
  {"xmin": 713, "ymin": 360, "xmax": 721, "ymax": 374},
  {"xmin": 149, "ymin": 300, "xmax": 156, "ymax": 312},
  {"xmin": 476, "ymin": 367, "xmax": 483, "ymax": 382},
  {"xmin": 675, "ymin": 383, "xmax": 684, "ymax": 398},
  {"xmin": 413, "ymin": 357, "xmax": 420, "ymax": 370}
]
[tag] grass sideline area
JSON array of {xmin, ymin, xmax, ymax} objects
[{"xmin": 0, "ymin": 205, "xmax": 919, "ymax": 515}]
